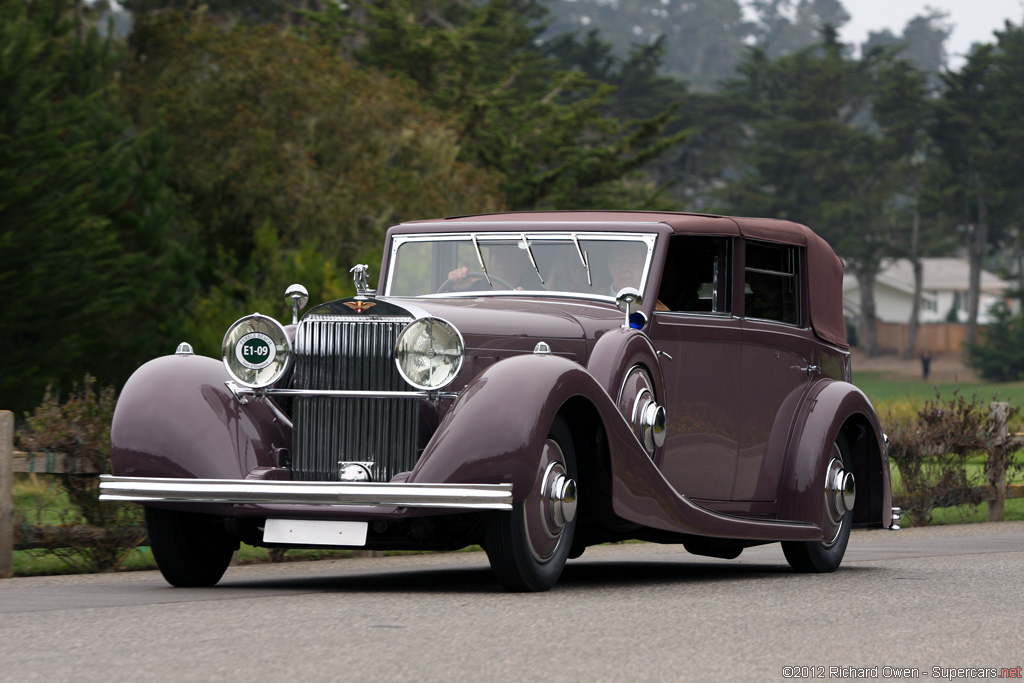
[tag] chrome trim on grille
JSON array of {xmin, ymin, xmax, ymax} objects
[
  {"xmin": 291, "ymin": 316, "xmax": 420, "ymax": 482},
  {"xmin": 263, "ymin": 388, "xmax": 458, "ymax": 400},
  {"xmin": 99, "ymin": 475, "xmax": 513, "ymax": 510}
]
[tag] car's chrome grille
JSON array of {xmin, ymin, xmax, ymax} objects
[{"xmin": 291, "ymin": 316, "xmax": 418, "ymax": 482}]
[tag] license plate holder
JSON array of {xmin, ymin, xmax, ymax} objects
[{"xmin": 263, "ymin": 519, "xmax": 368, "ymax": 547}]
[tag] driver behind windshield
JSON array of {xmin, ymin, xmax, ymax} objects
[{"xmin": 445, "ymin": 243, "xmax": 541, "ymax": 291}]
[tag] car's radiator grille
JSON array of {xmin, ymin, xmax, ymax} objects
[{"xmin": 291, "ymin": 316, "xmax": 418, "ymax": 482}]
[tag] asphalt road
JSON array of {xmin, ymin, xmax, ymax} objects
[{"xmin": 2, "ymin": 522, "xmax": 1022, "ymax": 682}]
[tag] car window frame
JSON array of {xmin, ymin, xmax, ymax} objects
[
  {"xmin": 652, "ymin": 235, "xmax": 735, "ymax": 318},
  {"xmin": 385, "ymin": 231, "xmax": 658, "ymax": 302},
  {"xmin": 741, "ymin": 239, "xmax": 804, "ymax": 328}
]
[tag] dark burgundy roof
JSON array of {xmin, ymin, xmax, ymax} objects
[{"xmin": 394, "ymin": 211, "xmax": 847, "ymax": 348}]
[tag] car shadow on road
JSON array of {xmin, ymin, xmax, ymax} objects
[{"xmin": 217, "ymin": 558, "xmax": 880, "ymax": 594}]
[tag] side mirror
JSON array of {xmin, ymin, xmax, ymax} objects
[{"xmin": 615, "ymin": 287, "xmax": 647, "ymax": 330}]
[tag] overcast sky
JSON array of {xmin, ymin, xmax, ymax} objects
[{"xmin": 838, "ymin": 0, "xmax": 1024, "ymax": 67}]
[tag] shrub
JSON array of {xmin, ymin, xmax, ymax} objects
[
  {"xmin": 965, "ymin": 301, "xmax": 1024, "ymax": 381},
  {"xmin": 886, "ymin": 389, "xmax": 1021, "ymax": 525},
  {"xmin": 15, "ymin": 376, "xmax": 145, "ymax": 572}
]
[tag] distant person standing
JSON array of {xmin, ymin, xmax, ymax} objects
[{"xmin": 920, "ymin": 349, "xmax": 932, "ymax": 380}]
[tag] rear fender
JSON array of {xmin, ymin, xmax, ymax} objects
[
  {"xmin": 777, "ymin": 380, "xmax": 891, "ymax": 531},
  {"xmin": 110, "ymin": 354, "xmax": 290, "ymax": 481}
]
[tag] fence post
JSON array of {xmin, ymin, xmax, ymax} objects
[
  {"xmin": 1, "ymin": 411, "xmax": 13, "ymax": 578},
  {"xmin": 988, "ymin": 402, "xmax": 1010, "ymax": 523}
]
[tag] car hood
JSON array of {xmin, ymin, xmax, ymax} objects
[
  {"xmin": 301, "ymin": 295, "xmax": 625, "ymax": 367},
  {"xmin": 390, "ymin": 296, "xmax": 623, "ymax": 342}
]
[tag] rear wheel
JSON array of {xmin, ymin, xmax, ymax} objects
[
  {"xmin": 782, "ymin": 435, "xmax": 855, "ymax": 573},
  {"xmin": 145, "ymin": 507, "xmax": 236, "ymax": 587},
  {"xmin": 485, "ymin": 416, "xmax": 578, "ymax": 591}
]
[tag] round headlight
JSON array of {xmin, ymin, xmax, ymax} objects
[
  {"xmin": 222, "ymin": 314, "xmax": 292, "ymax": 388},
  {"xmin": 395, "ymin": 317, "xmax": 465, "ymax": 390}
]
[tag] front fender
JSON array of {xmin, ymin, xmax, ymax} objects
[
  {"xmin": 110, "ymin": 354, "xmax": 290, "ymax": 481},
  {"xmin": 587, "ymin": 327, "xmax": 666, "ymax": 401},
  {"xmin": 407, "ymin": 352, "xmax": 822, "ymax": 541},
  {"xmin": 408, "ymin": 353, "xmax": 623, "ymax": 500},
  {"xmin": 587, "ymin": 327, "xmax": 667, "ymax": 462},
  {"xmin": 778, "ymin": 379, "xmax": 891, "ymax": 530}
]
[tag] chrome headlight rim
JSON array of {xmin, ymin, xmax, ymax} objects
[
  {"xmin": 394, "ymin": 316, "xmax": 465, "ymax": 391},
  {"xmin": 222, "ymin": 313, "xmax": 293, "ymax": 389}
]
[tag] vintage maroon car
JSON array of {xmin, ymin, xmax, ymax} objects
[{"xmin": 100, "ymin": 211, "xmax": 898, "ymax": 591}]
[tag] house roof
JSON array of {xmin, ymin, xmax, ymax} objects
[{"xmin": 844, "ymin": 258, "xmax": 1010, "ymax": 295}]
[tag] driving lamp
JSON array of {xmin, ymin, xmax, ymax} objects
[{"xmin": 222, "ymin": 314, "xmax": 292, "ymax": 388}]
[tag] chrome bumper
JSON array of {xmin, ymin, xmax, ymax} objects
[{"xmin": 98, "ymin": 475, "xmax": 513, "ymax": 510}]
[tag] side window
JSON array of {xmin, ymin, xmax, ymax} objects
[
  {"xmin": 744, "ymin": 241, "xmax": 800, "ymax": 324},
  {"xmin": 658, "ymin": 236, "xmax": 732, "ymax": 314}
]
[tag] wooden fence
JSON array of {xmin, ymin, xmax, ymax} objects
[
  {"xmin": 875, "ymin": 321, "xmax": 971, "ymax": 355},
  {"xmin": 1, "ymin": 410, "xmax": 147, "ymax": 578}
]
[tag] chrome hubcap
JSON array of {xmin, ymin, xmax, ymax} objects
[
  {"xmin": 823, "ymin": 449, "xmax": 855, "ymax": 545},
  {"xmin": 524, "ymin": 441, "xmax": 576, "ymax": 563},
  {"xmin": 549, "ymin": 470, "xmax": 578, "ymax": 528},
  {"xmin": 617, "ymin": 366, "xmax": 667, "ymax": 457}
]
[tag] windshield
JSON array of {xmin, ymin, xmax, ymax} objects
[{"xmin": 386, "ymin": 232, "xmax": 657, "ymax": 301}]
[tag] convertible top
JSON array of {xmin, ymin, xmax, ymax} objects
[{"xmin": 397, "ymin": 211, "xmax": 848, "ymax": 348}]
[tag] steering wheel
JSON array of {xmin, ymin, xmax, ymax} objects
[{"xmin": 437, "ymin": 272, "xmax": 515, "ymax": 293}]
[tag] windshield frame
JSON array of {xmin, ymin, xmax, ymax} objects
[{"xmin": 384, "ymin": 231, "xmax": 659, "ymax": 303}]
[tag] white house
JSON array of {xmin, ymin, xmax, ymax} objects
[{"xmin": 842, "ymin": 257, "xmax": 1013, "ymax": 325}]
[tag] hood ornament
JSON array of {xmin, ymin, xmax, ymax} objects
[{"xmin": 350, "ymin": 264, "xmax": 376, "ymax": 297}]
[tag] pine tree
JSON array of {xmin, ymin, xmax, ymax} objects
[{"xmin": 0, "ymin": 0, "xmax": 183, "ymax": 413}]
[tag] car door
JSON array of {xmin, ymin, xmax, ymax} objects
[
  {"xmin": 735, "ymin": 240, "xmax": 813, "ymax": 503},
  {"xmin": 649, "ymin": 235, "xmax": 741, "ymax": 502}
]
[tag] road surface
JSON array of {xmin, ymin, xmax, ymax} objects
[{"xmin": 2, "ymin": 521, "xmax": 1022, "ymax": 681}]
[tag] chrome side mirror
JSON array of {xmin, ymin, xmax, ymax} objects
[
  {"xmin": 285, "ymin": 284, "xmax": 309, "ymax": 325},
  {"xmin": 615, "ymin": 287, "xmax": 646, "ymax": 330}
]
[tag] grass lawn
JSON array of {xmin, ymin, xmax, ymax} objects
[{"xmin": 854, "ymin": 371, "xmax": 1024, "ymax": 415}]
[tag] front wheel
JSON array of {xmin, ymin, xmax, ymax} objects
[
  {"xmin": 145, "ymin": 507, "xmax": 236, "ymax": 587},
  {"xmin": 782, "ymin": 435, "xmax": 855, "ymax": 573},
  {"xmin": 485, "ymin": 416, "xmax": 578, "ymax": 591}
]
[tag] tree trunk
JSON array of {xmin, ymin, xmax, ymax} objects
[
  {"xmin": 903, "ymin": 210, "xmax": 923, "ymax": 359},
  {"xmin": 856, "ymin": 269, "xmax": 879, "ymax": 356},
  {"xmin": 1017, "ymin": 230, "xmax": 1024, "ymax": 297},
  {"xmin": 965, "ymin": 187, "xmax": 988, "ymax": 347}
]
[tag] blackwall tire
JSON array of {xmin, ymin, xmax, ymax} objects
[
  {"xmin": 782, "ymin": 434, "xmax": 853, "ymax": 573},
  {"xmin": 485, "ymin": 416, "xmax": 577, "ymax": 592},
  {"xmin": 145, "ymin": 507, "xmax": 235, "ymax": 587}
]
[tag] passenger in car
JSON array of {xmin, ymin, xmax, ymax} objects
[{"xmin": 607, "ymin": 245, "xmax": 669, "ymax": 311}]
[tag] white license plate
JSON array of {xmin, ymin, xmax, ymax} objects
[{"xmin": 263, "ymin": 519, "xmax": 368, "ymax": 547}]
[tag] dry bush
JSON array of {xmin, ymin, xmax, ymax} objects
[
  {"xmin": 15, "ymin": 376, "xmax": 145, "ymax": 572},
  {"xmin": 886, "ymin": 390, "xmax": 1021, "ymax": 525}
]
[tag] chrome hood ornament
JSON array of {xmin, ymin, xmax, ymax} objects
[{"xmin": 350, "ymin": 264, "xmax": 375, "ymax": 297}]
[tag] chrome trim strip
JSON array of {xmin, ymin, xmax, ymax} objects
[
  {"xmin": 230, "ymin": 384, "xmax": 458, "ymax": 401},
  {"xmin": 99, "ymin": 475, "xmax": 513, "ymax": 510}
]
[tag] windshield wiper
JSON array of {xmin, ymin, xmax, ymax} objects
[
  {"xmin": 471, "ymin": 234, "xmax": 493, "ymax": 287},
  {"xmin": 572, "ymin": 233, "xmax": 592, "ymax": 286},
  {"xmin": 521, "ymin": 233, "xmax": 544, "ymax": 285}
]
